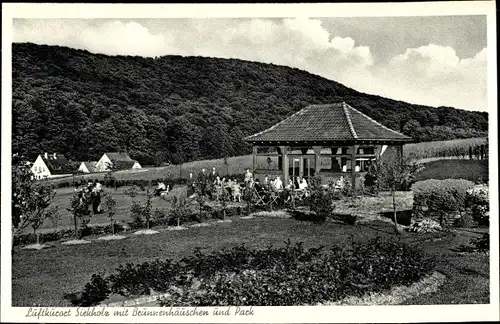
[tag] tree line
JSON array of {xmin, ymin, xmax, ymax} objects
[{"xmin": 12, "ymin": 42, "xmax": 488, "ymax": 166}]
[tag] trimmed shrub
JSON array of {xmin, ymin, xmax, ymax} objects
[{"xmin": 413, "ymin": 179, "xmax": 475, "ymax": 212}]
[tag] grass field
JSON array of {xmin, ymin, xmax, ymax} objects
[
  {"xmin": 11, "ymin": 214, "xmax": 489, "ymax": 307},
  {"xmin": 413, "ymin": 159, "xmax": 489, "ymax": 183},
  {"xmin": 404, "ymin": 137, "xmax": 488, "ymax": 160}
]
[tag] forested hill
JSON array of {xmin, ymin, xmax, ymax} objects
[{"xmin": 12, "ymin": 42, "xmax": 488, "ymax": 166}]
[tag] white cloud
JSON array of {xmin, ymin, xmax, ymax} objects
[{"xmin": 12, "ymin": 18, "xmax": 487, "ymax": 112}]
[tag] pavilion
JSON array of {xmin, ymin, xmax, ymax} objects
[{"xmin": 243, "ymin": 102, "xmax": 413, "ymax": 194}]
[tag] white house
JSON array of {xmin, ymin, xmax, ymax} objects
[
  {"xmin": 78, "ymin": 161, "xmax": 97, "ymax": 174},
  {"xmin": 31, "ymin": 153, "xmax": 72, "ymax": 180},
  {"xmin": 94, "ymin": 152, "xmax": 142, "ymax": 172}
]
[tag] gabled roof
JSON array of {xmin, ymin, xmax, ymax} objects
[
  {"xmin": 81, "ymin": 161, "xmax": 97, "ymax": 172},
  {"xmin": 41, "ymin": 153, "xmax": 70, "ymax": 174},
  {"xmin": 113, "ymin": 160, "xmax": 139, "ymax": 170},
  {"xmin": 244, "ymin": 102, "xmax": 412, "ymax": 143},
  {"xmin": 104, "ymin": 152, "xmax": 133, "ymax": 162}
]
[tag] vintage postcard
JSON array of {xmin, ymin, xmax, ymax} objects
[{"xmin": 1, "ymin": 2, "xmax": 498, "ymax": 323}]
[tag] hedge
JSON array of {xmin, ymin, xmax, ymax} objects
[
  {"xmin": 412, "ymin": 179, "xmax": 475, "ymax": 212},
  {"xmin": 65, "ymin": 238, "xmax": 436, "ymax": 306}
]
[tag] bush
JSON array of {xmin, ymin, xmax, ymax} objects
[
  {"xmin": 454, "ymin": 213, "xmax": 475, "ymax": 228},
  {"xmin": 69, "ymin": 238, "xmax": 435, "ymax": 307},
  {"xmin": 408, "ymin": 219, "xmax": 443, "ymax": 233},
  {"xmin": 65, "ymin": 274, "xmax": 110, "ymax": 306},
  {"xmin": 465, "ymin": 186, "xmax": 489, "ymax": 226},
  {"xmin": 455, "ymin": 233, "xmax": 489, "ymax": 253},
  {"xmin": 412, "ymin": 179, "xmax": 475, "ymax": 212}
]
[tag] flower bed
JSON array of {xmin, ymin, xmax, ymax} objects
[{"xmin": 66, "ymin": 238, "xmax": 436, "ymax": 307}]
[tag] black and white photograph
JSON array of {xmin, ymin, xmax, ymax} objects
[{"xmin": 1, "ymin": 2, "xmax": 498, "ymax": 323}]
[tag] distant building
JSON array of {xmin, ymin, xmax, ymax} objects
[
  {"xmin": 94, "ymin": 152, "xmax": 142, "ymax": 172},
  {"xmin": 31, "ymin": 152, "xmax": 72, "ymax": 180},
  {"xmin": 78, "ymin": 161, "xmax": 97, "ymax": 174}
]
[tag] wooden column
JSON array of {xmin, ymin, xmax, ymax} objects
[
  {"xmin": 313, "ymin": 146, "xmax": 322, "ymax": 177},
  {"xmin": 252, "ymin": 145, "xmax": 257, "ymax": 177},
  {"xmin": 277, "ymin": 146, "xmax": 283, "ymax": 171},
  {"xmin": 398, "ymin": 144, "xmax": 404, "ymax": 167},
  {"xmin": 279, "ymin": 146, "xmax": 289, "ymax": 184},
  {"xmin": 351, "ymin": 145, "xmax": 358, "ymax": 196}
]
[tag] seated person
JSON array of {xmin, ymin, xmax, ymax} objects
[
  {"xmin": 155, "ymin": 182, "xmax": 167, "ymax": 196},
  {"xmin": 300, "ymin": 178, "xmax": 308, "ymax": 190},
  {"xmin": 269, "ymin": 178, "xmax": 278, "ymax": 192},
  {"xmin": 274, "ymin": 176, "xmax": 284, "ymax": 191},
  {"xmin": 263, "ymin": 175, "xmax": 270, "ymax": 189},
  {"xmin": 244, "ymin": 169, "xmax": 253, "ymax": 183},
  {"xmin": 285, "ymin": 179, "xmax": 293, "ymax": 190},
  {"xmin": 254, "ymin": 179, "xmax": 265, "ymax": 194},
  {"xmin": 294, "ymin": 176, "xmax": 301, "ymax": 190},
  {"xmin": 335, "ymin": 176, "xmax": 345, "ymax": 190},
  {"xmin": 331, "ymin": 159, "xmax": 341, "ymax": 172},
  {"xmin": 231, "ymin": 181, "xmax": 242, "ymax": 201}
]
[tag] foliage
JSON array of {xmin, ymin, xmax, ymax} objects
[
  {"xmin": 376, "ymin": 153, "xmax": 424, "ymax": 231},
  {"xmin": 408, "ymin": 219, "xmax": 443, "ymax": 233},
  {"xmin": 13, "ymin": 43, "xmax": 487, "ymax": 166},
  {"xmin": 413, "ymin": 179, "xmax": 475, "ymax": 213},
  {"xmin": 65, "ymin": 274, "xmax": 111, "ymax": 307},
  {"xmin": 69, "ymin": 238, "xmax": 435, "ymax": 306},
  {"xmin": 124, "ymin": 185, "xmax": 154, "ymax": 229},
  {"xmin": 67, "ymin": 188, "xmax": 94, "ymax": 238},
  {"xmin": 12, "ymin": 155, "xmax": 57, "ymax": 237},
  {"xmin": 307, "ymin": 176, "xmax": 341, "ymax": 221},
  {"xmin": 453, "ymin": 213, "xmax": 476, "ymax": 228},
  {"xmin": 171, "ymin": 195, "xmax": 190, "ymax": 227},
  {"xmin": 104, "ymin": 193, "xmax": 117, "ymax": 234},
  {"xmin": 455, "ymin": 233, "xmax": 489, "ymax": 253},
  {"xmin": 465, "ymin": 186, "xmax": 489, "ymax": 226}
]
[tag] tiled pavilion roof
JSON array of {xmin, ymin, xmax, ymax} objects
[{"xmin": 244, "ymin": 102, "xmax": 412, "ymax": 144}]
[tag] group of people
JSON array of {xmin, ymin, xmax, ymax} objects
[
  {"xmin": 154, "ymin": 181, "xmax": 170, "ymax": 197},
  {"xmin": 187, "ymin": 166, "xmax": 321, "ymax": 204},
  {"xmin": 74, "ymin": 180, "xmax": 103, "ymax": 215}
]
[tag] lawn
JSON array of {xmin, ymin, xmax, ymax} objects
[
  {"xmin": 413, "ymin": 159, "xmax": 489, "ymax": 183},
  {"xmin": 29, "ymin": 186, "xmax": 183, "ymax": 233},
  {"xmin": 11, "ymin": 213, "xmax": 489, "ymax": 306}
]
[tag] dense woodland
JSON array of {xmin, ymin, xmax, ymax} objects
[{"xmin": 12, "ymin": 43, "xmax": 488, "ymax": 166}]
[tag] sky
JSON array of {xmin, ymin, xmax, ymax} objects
[{"xmin": 12, "ymin": 16, "xmax": 488, "ymax": 112}]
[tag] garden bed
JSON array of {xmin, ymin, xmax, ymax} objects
[{"xmin": 68, "ymin": 238, "xmax": 436, "ymax": 307}]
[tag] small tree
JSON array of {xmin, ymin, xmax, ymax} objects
[
  {"xmin": 125, "ymin": 185, "xmax": 153, "ymax": 229},
  {"xmin": 47, "ymin": 205, "xmax": 62, "ymax": 233},
  {"xmin": 171, "ymin": 195, "xmax": 189, "ymax": 227},
  {"xmin": 68, "ymin": 189, "xmax": 93, "ymax": 239},
  {"xmin": 223, "ymin": 156, "xmax": 229, "ymax": 176},
  {"xmin": 104, "ymin": 193, "xmax": 117, "ymax": 235},
  {"xmin": 193, "ymin": 184, "xmax": 207, "ymax": 222},
  {"xmin": 377, "ymin": 152, "xmax": 424, "ymax": 233},
  {"xmin": 12, "ymin": 156, "xmax": 58, "ymax": 245},
  {"xmin": 219, "ymin": 186, "xmax": 231, "ymax": 220},
  {"xmin": 104, "ymin": 162, "xmax": 119, "ymax": 190}
]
